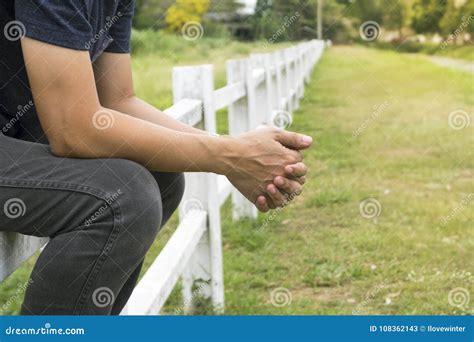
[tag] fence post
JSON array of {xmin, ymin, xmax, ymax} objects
[
  {"xmin": 303, "ymin": 43, "xmax": 311, "ymax": 84},
  {"xmin": 270, "ymin": 52, "xmax": 282, "ymax": 111},
  {"xmin": 263, "ymin": 53, "xmax": 276, "ymax": 123},
  {"xmin": 227, "ymin": 59, "xmax": 258, "ymax": 220},
  {"xmin": 308, "ymin": 41, "xmax": 316, "ymax": 80},
  {"xmin": 296, "ymin": 46, "xmax": 304, "ymax": 100},
  {"xmin": 249, "ymin": 54, "xmax": 270, "ymax": 127},
  {"xmin": 282, "ymin": 49, "xmax": 294, "ymax": 114},
  {"xmin": 273, "ymin": 51, "xmax": 286, "ymax": 112},
  {"xmin": 290, "ymin": 47, "xmax": 300, "ymax": 111},
  {"xmin": 173, "ymin": 65, "xmax": 224, "ymax": 314}
]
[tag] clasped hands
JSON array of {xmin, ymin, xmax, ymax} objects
[{"xmin": 223, "ymin": 127, "xmax": 312, "ymax": 213}]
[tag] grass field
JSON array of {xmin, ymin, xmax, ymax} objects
[
  {"xmin": 370, "ymin": 41, "xmax": 474, "ymax": 62},
  {"xmin": 1, "ymin": 37, "xmax": 472, "ymax": 315},
  {"xmin": 216, "ymin": 46, "xmax": 473, "ymax": 315}
]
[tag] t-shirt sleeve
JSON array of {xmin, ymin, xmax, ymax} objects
[
  {"xmin": 105, "ymin": 0, "xmax": 135, "ymax": 54},
  {"xmin": 15, "ymin": 0, "xmax": 92, "ymax": 51}
]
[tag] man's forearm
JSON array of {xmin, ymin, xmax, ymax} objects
[
  {"xmin": 109, "ymin": 96, "xmax": 207, "ymax": 136},
  {"xmin": 54, "ymin": 106, "xmax": 229, "ymax": 174}
]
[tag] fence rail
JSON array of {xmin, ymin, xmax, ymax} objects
[{"xmin": 0, "ymin": 39, "xmax": 326, "ymax": 315}]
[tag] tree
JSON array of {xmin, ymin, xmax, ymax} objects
[
  {"xmin": 165, "ymin": 0, "xmax": 210, "ymax": 33},
  {"xmin": 439, "ymin": 0, "xmax": 463, "ymax": 36},
  {"xmin": 133, "ymin": 0, "xmax": 174, "ymax": 29},
  {"xmin": 254, "ymin": 0, "xmax": 273, "ymax": 17},
  {"xmin": 348, "ymin": 0, "xmax": 385, "ymax": 23},
  {"xmin": 252, "ymin": 0, "xmax": 347, "ymax": 42},
  {"xmin": 383, "ymin": 0, "xmax": 407, "ymax": 39},
  {"xmin": 463, "ymin": 0, "xmax": 474, "ymax": 36},
  {"xmin": 208, "ymin": 0, "xmax": 243, "ymax": 15},
  {"xmin": 411, "ymin": 0, "xmax": 447, "ymax": 33}
]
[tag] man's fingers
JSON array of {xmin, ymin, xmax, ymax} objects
[
  {"xmin": 255, "ymin": 195, "xmax": 269, "ymax": 213},
  {"xmin": 274, "ymin": 176, "xmax": 303, "ymax": 196},
  {"xmin": 288, "ymin": 150, "xmax": 304, "ymax": 163},
  {"xmin": 265, "ymin": 195, "xmax": 277, "ymax": 210},
  {"xmin": 266, "ymin": 184, "xmax": 288, "ymax": 208},
  {"xmin": 274, "ymin": 130, "xmax": 313, "ymax": 150},
  {"xmin": 284, "ymin": 162, "xmax": 307, "ymax": 178}
]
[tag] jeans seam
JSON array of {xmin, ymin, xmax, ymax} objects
[
  {"xmin": 0, "ymin": 177, "xmax": 124, "ymax": 314},
  {"xmin": 74, "ymin": 200, "xmax": 123, "ymax": 314}
]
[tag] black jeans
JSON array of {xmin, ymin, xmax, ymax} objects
[{"xmin": 0, "ymin": 133, "xmax": 184, "ymax": 315}]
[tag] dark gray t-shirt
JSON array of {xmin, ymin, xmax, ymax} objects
[{"xmin": 0, "ymin": 0, "xmax": 135, "ymax": 142}]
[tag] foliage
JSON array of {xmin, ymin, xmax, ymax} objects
[
  {"xmin": 344, "ymin": 0, "xmax": 385, "ymax": 23},
  {"xmin": 208, "ymin": 0, "xmax": 243, "ymax": 14},
  {"xmin": 165, "ymin": 0, "xmax": 210, "ymax": 33},
  {"xmin": 439, "ymin": 0, "xmax": 463, "ymax": 36},
  {"xmin": 133, "ymin": 0, "xmax": 173, "ymax": 29},
  {"xmin": 253, "ymin": 0, "xmax": 350, "ymax": 42},
  {"xmin": 411, "ymin": 0, "xmax": 447, "ymax": 33},
  {"xmin": 383, "ymin": 0, "xmax": 407, "ymax": 35},
  {"xmin": 439, "ymin": 0, "xmax": 474, "ymax": 36},
  {"xmin": 133, "ymin": 0, "xmax": 472, "ymax": 43}
]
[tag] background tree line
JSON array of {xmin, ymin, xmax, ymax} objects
[{"xmin": 133, "ymin": 0, "xmax": 473, "ymax": 43}]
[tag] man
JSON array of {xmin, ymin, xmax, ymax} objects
[{"xmin": 0, "ymin": 0, "xmax": 311, "ymax": 315}]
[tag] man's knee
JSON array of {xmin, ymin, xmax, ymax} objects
[
  {"xmin": 164, "ymin": 172, "xmax": 185, "ymax": 211},
  {"xmin": 104, "ymin": 159, "xmax": 163, "ymax": 252},
  {"xmin": 152, "ymin": 172, "xmax": 185, "ymax": 225}
]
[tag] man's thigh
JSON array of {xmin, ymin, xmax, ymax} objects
[{"xmin": 0, "ymin": 134, "xmax": 157, "ymax": 237}]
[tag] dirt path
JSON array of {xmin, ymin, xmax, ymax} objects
[{"xmin": 428, "ymin": 56, "xmax": 474, "ymax": 73}]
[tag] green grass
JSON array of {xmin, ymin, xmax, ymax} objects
[
  {"xmin": 369, "ymin": 40, "xmax": 474, "ymax": 62},
  {"xmin": 215, "ymin": 46, "xmax": 473, "ymax": 315},
  {"xmin": 433, "ymin": 45, "xmax": 474, "ymax": 61},
  {"xmin": 1, "ymin": 36, "xmax": 472, "ymax": 315}
]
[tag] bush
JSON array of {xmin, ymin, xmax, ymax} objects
[
  {"xmin": 130, "ymin": 29, "xmax": 232, "ymax": 57},
  {"xmin": 201, "ymin": 19, "xmax": 232, "ymax": 39},
  {"xmin": 165, "ymin": 0, "xmax": 209, "ymax": 33}
]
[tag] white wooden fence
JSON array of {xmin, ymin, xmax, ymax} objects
[{"xmin": 0, "ymin": 39, "xmax": 326, "ymax": 315}]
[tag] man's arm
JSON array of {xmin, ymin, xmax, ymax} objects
[
  {"xmin": 93, "ymin": 52, "xmax": 309, "ymax": 208},
  {"xmin": 22, "ymin": 38, "xmax": 311, "ymax": 211},
  {"xmin": 93, "ymin": 52, "xmax": 206, "ymax": 136}
]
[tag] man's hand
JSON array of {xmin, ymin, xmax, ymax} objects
[{"xmin": 220, "ymin": 127, "xmax": 312, "ymax": 212}]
